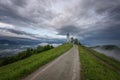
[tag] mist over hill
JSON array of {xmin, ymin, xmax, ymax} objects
[
  {"xmin": 92, "ymin": 45, "xmax": 120, "ymax": 61},
  {"xmin": 0, "ymin": 37, "xmax": 64, "ymax": 57}
]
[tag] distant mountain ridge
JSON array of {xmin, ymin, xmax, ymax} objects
[
  {"xmin": 0, "ymin": 39, "xmax": 39, "ymax": 45},
  {"xmin": 0, "ymin": 37, "xmax": 65, "ymax": 45},
  {"xmin": 0, "ymin": 39, "xmax": 15, "ymax": 44}
]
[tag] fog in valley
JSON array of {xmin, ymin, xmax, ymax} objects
[{"xmin": 93, "ymin": 46, "xmax": 120, "ymax": 61}]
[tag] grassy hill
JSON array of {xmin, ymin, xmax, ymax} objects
[
  {"xmin": 1, "ymin": 44, "xmax": 120, "ymax": 80},
  {"xmin": 79, "ymin": 45, "xmax": 120, "ymax": 80},
  {"xmin": 0, "ymin": 43, "xmax": 72, "ymax": 80}
]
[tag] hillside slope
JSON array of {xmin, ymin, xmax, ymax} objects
[
  {"xmin": 0, "ymin": 43, "xmax": 72, "ymax": 80},
  {"xmin": 79, "ymin": 45, "xmax": 120, "ymax": 80}
]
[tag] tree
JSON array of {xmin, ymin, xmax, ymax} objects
[
  {"xmin": 74, "ymin": 38, "xmax": 81, "ymax": 45},
  {"xmin": 71, "ymin": 37, "xmax": 74, "ymax": 44}
]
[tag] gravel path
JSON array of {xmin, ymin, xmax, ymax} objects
[{"xmin": 22, "ymin": 45, "xmax": 80, "ymax": 80}]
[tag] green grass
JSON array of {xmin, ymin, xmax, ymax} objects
[
  {"xmin": 0, "ymin": 43, "xmax": 72, "ymax": 80},
  {"xmin": 84, "ymin": 47, "xmax": 120, "ymax": 71},
  {"xmin": 79, "ymin": 46, "xmax": 120, "ymax": 80}
]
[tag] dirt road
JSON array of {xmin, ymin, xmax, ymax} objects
[{"xmin": 22, "ymin": 45, "xmax": 80, "ymax": 80}]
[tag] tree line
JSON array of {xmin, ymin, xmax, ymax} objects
[
  {"xmin": 0, "ymin": 45, "xmax": 54, "ymax": 67},
  {"xmin": 71, "ymin": 37, "xmax": 81, "ymax": 45}
]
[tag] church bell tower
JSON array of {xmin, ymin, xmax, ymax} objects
[{"xmin": 66, "ymin": 33, "xmax": 70, "ymax": 43}]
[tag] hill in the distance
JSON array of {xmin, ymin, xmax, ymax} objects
[
  {"xmin": 92, "ymin": 45, "xmax": 120, "ymax": 50},
  {"xmin": 91, "ymin": 45, "xmax": 120, "ymax": 61}
]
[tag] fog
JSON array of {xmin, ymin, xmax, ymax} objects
[
  {"xmin": 0, "ymin": 43, "xmax": 61, "ymax": 58},
  {"xmin": 93, "ymin": 48, "xmax": 120, "ymax": 61},
  {"xmin": 38, "ymin": 43, "xmax": 61, "ymax": 47}
]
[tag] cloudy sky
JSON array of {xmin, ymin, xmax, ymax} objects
[{"xmin": 0, "ymin": 0, "xmax": 120, "ymax": 46}]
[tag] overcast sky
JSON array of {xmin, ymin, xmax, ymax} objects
[{"xmin": 0, "ymin": 0, "xmax": 120, "ymax": 46}]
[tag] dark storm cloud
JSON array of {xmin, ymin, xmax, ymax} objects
[
  {"xmin": 0, "ymin": 0, "xmax": 120, "ymax": 45},
  {"xmin": 0, "ymin": 1, "xmax": 32, "ymax": 27},
  {"xmin": 57, "ymin": 0, "xmax": 120, "ymax": 45},
  {"xmin": 0, "ymin": 27, "xmax": 35, "ymax": 37},
  {"xmin": 93, "ymin": 0, "xmax": 120, "ymax": 22},
  {"xmin": 0, "ymin": 0, "xmax": 55, "ymax": 28},
  {"xmin": 109, "ymin": 6, "xmax": 120, "ymax": 21},
  {"xmin": 57, "ymin": 25, "xmax": 81, "ymax": 35},
  {"xmin": 90, "ymin": 0, "xmax": 120, "ymax": 44},
  {"xmin": 81, "ymin": 24, "xmax": 120, "ymax": 45},
  {"xmin": 12, "ymin": 0, "xmax": 27, "ymax": 7}
]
